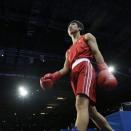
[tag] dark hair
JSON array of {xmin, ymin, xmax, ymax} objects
[{"xmin": 69, "ymin": 20, "xmax": 84, "ymax": 32}]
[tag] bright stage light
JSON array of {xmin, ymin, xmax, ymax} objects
[
  {"xmin": 18, "ymin": 86, "xmax": 28, "ymax": 97},
  {"xmin": 108, "ymin": 66, "xmax": 115, "ymax": 73}
]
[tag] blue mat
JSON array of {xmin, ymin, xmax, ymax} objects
[{"xmin": 107, "ymin": 111, "xmax": 131, "ymax": 131}]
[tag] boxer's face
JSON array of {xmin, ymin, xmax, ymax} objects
[{"xmin": 68, "ymin": 22, "xmax": 80, "ymax": 36}]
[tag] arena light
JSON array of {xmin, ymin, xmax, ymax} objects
[
  {"xmin": 18, "ymin": 86, "xmax": 29, "ymax": 97},
  {"xmin": 108, "ymin": 66, "xmax": 115, "ymax": 73},
  {"xmin": 57, "ymin": 97, "xmax": 64, "ymax": 100},
  {"xmin": 46, "ymin": 106, "xmax": 53, "ymax": 109},
  {"xmin": 40, "ymin": 112, "xmax": 46, "ymax": 115},
  {"xmin": 0, "ymin": 50, "xmax": 4, "ymax": 57}
]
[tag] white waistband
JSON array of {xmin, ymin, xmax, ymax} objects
[{"xmin": 72, "ymin": 58, "xmax": 90, "ymax": 69}]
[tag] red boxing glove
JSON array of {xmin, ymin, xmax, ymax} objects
[
  {"xmin": 40, "ymin": 77, "xmax": 54, "ymax": 90},
  {"xmin": 97, "ymin": 62, "xmax": 118, "ymax": 89},
  {"xmin": 97, "ymin": 62, "xmax": 108, "ymax": 71},
  {"xmin": 40, "ymin": 71, "xmax": 62, "ymax": 90},
  {"xmin": 43, "ymin": 71, "xmax": 62, "ymax": 81},
  {"xmin": 97, "ymin": 70, "xmax": 118, "ymax": 89}
]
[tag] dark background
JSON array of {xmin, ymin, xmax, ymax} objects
[{"xmin": 0, "ymin": 0, "xmax": 131, "ymax": 130}]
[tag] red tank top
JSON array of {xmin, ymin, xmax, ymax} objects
[{"xmin": 67, "ymin": 35, "xmax": 94, "ymax": 67}]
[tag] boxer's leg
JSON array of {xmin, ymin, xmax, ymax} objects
[
  {"xmin": 89, "ymin": 106, "xmax": 113, "ymax": 131},
  {"xmin": 75, "ymin": 94, "xmax": 89, "ymax": 131}
]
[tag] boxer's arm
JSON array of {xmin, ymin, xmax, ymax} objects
[
  {"xmin": 59, "ymin": 52, "xmax": 70, "ymax": 76},
  {"xmin": 84, "ymin": 33, "xmax": 105, "ymax": 64},
  {"xmin": 41, "ymin": 52, "xmax": 70, "ymax": 84},
  {"xmin": 40, "ymin": 53, "xmax": 70, "ymax": 89}
]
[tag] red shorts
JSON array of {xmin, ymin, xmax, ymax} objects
[{"xmin": 70, "ymin": 58, "xmax": 96, "ymax": 104}]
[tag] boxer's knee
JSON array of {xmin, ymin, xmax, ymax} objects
[
  {"xmin": 89, "ymin": 106, "xmax": 98, "ymax": 119},
  {"xmin": 75, "ymin": 94, "xmax": 89, "ymax": 111}
]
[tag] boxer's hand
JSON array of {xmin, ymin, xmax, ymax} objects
[
  {"xmin": 97, "ymin": 62, "xmax": 118, "ymax": 89},
  {"xmin": 40, "ymin": 77, "xmax": 54, "ymax": 90},
  {"xmin": 97, "ymin": 62, "xmax": 108, "ymax": 71},
  {"xmin": 43, "ymin": 71, "xmax": 62, "ymax": 81},
  {"xmin": 43, "ymin": 73, "xmax": 53, "ymax": 80},
  {"xmin": 97, "ymin": 70, "xmax": 118, "ymax": 89},
  {"xmin": 40, "ymin": 71, "xmax": 62, "ymax": 90}
]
